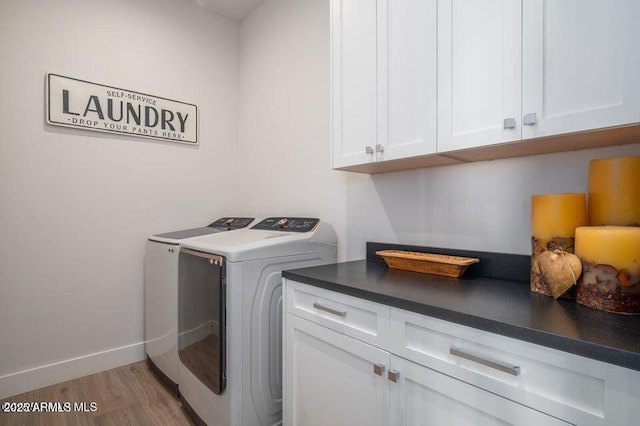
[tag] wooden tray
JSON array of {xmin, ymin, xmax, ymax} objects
[{"xmin": 376, "ymin": 250, "xmax": 479, "ymax": 278}]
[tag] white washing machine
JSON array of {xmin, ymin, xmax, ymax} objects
[
  {"xmin": 177, "ymin": 217, "xmax": 337, "ymax": 426},
  {"xmin": 144, "ymin": 217, "xmax": 255, "ymax": 395}
]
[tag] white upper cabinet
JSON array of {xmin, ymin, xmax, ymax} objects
[
  {"xmin": 331, "ymin": 0, "xmax": 378, "ymax": 168},
  {"xmin": 522, "ymin": 0, "xmax": 640, "ymax": 139},
  {"xmin": 331, "ymin": 0, "xmax": 437, "ymax": 169},
  {"xmin": 378, "ymin": 0, "xmax": 437, "ymax": 162},
  {"xmin": 437, "ymin": 0, "xmax": 522, "ymax": 152},
  {"xmin": 331, "ymin": 0, "xmax": 640, "ymax": 173}
]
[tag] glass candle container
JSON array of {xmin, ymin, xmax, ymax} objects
[
  {"xmin": 531, "ymin": 193, "xmax": 587, "ymax": 297},
  {"xmin": 588, "ymin": 155, "xmax": 640, "ymax": 226},
  {"xmin": 575, "ymin": 226, "xmax": 640, "ymax": 314}
]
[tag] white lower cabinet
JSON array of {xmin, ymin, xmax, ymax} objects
[
  {"xmin": 283, "ymin": 279, "xmax": 640, "ymax": 426},
  {"xmin": 284, "ymin": 314, "xmax": 390, "ymax": 426},
  {"xmin": 284, "ymin": 312, "xmax": 567, "ymax": 426}
]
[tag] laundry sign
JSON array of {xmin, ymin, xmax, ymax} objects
[{"xmin": 46, "ymin": 74, "xmax": 198, "ymax": 144}]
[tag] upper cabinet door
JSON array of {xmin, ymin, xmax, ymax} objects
[
  {"xmin": 522, "ymin": 0, "xmax": 640, "ymax": 139},
  {"xmin": 377, "ymin": 0, "xmax": 437, "ymax": 162},
  {"xmin": 331, "ymin": 0, "xmax": 378, "ymax": 168},
  {"xmin": 437, "ymin": 0, "xmax": 522, "ymax": 152}
]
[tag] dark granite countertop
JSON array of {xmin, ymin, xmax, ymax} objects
[{"xmin": 282, "ymin": 243, "xmax": 640, "ymax": 372}]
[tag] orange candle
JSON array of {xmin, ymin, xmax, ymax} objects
[
  {"xmin": 588, "ymin": 156, "xmax": 640, "ymax": 226},
  {"xmin": 530, "ymin": 193, "xmax": 587, "ymax": 297},
  {"xmin": 575, "ymin": 226, "xmax": 640, "ymax": 272},
  {"xmin": 575, "ymin": 226, "xmax": 640, "ymax": 313},
  {"xmin": 531, "ymin": 193, "xmax": 587, "ymax": 247}
]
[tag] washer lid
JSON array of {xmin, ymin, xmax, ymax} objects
[{"xmin": 148, "ymin": 217, "xmax": 255, "ymax": 244}]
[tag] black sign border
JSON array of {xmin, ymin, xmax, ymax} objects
[{"xmin": 46, "ymin": 73, "xmax": 199, "ymax": 145}]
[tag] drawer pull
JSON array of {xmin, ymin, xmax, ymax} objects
[
  {"xmin": 523, "ymin": 112, "xmax": 537, "ymax": 125},
  {"xmin": 450, "ymin": 346, "xmax": 521, "ymax": 376},
  {"xmin": 503, "ymin": 117, "xmax": 516, "ymax": 129},
  {"xmin": 312, "ymin": 302, "xmax": 347, "ymax": 318},
  {"xmin": 373, "ymin": 363, "xmax": 385, "ymax": 376}
]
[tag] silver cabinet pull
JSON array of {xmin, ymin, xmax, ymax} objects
[
  {"xmin": 523, "ymin": 112, "xmax": 537, "ymax": 125},
  {"xmin": 373, "ymin": 363, "xmax": 385, "ymax": 376},
  {"xmin": 387, "ymin": 369, "xmax": 400, "ymax": 383},
  {"xmin": 375, "ymin": 144, "xmax": 384, "ymax": 153},
  {"xmin": 312, "ymin": 302, "xmax": 347, "ymax": 318},
  {"xmin": 450, "ymin": 346, "xmax": 520, "ymax": 376},
  {"xmin": 503, "ymin": 117, "xmax": 516, "ymax": 129},
  {"xmin": 365, "ymin": 146, "xmax": 374, "ymax": 154}
]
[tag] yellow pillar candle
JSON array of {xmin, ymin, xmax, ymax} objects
[
  {"xmin": 530, "ymin": 193, "xmax": 587, "ymax": 297},
  {"xmin": 575, "ymin": 226, "xmax": 640, "ymax": 313},
  {"xmin": 532, "ymin": 193, "xmax": 587, "ymax": 247},
  {"xmin": 588, "ymin": 155, "xmax": 640, "ymax": 226},
  {"xmin": 575, "ymin": 226, "xmax": 640, "ymax": 272}
]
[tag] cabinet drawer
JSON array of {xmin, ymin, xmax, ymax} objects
[
  {"xmin": 390, "ymin": 308, "xmax": 640, "ymax": 426},
  {"xmin": 285, "ymin": 279, "xmax": 390, "ymax": 350},
  {"xmin": 390, "ymin": 355, "xmax": 570, "ymax": 426}
]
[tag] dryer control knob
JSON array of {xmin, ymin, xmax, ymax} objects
[
  {"xmin": 225, "ymin": 218, "xmax": 235, "ymax": 225},
  {"xmin": 277, "ymin": 218, "xmax": 289, "ymax": 228}
]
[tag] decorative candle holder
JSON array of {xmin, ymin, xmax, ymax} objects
[
  {"xmin": 588, "ymin": 155, "xmax": 640, "ymax": 226},
  {"xmin": 531, "ymin": 193, "xmax": 587, "ymax": 298},
  {"xmin": 575, "ymin": 226, "xmax": 640, "ymax": 314}
]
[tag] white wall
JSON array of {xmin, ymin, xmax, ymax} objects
[
  {"xmin": 238, "ymin": 0, "xmax": 640, "ymax": 262},
  {"xmin": 0, "ymin": 0, "xmax": 240, "ymax": 397},
  {"xmin": 345, "ymin": 145, "xmax": 640, "ymax": 259},
  {"xmin": 237, "ymin": 0, "xmax": 349, "ymax": 252}
]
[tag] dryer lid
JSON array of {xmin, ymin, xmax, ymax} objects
[{"xmin": 251, "ymin": 217, "xmax": 319, "ymax": 233}]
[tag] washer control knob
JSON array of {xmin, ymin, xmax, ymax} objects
[
  {"xmin": 225, "ymin": 218, "xmax": 235, "ymax": 226},
  {"xmin": 277, "ymin": 218, "xmax": 289, "ymax": 228}
]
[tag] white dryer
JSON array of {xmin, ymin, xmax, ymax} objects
[
  {"xmin": 178, "ymin": 217, "xmax": 337, "ymax": 426},
  {"xmin": 144, "ymin": 217, "xmax": 254, "ymax": 395}
]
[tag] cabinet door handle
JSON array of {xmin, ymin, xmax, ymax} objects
[
  {"xmin": 523, "ymin": 112, "xmax": 537, "ymax": 126},
  {"xmin": 387, "ymin": 369, "xmax": 400, "ymax": 383},
  {"xmin": 365, "ymin": 146, "xmax": 374, "ymax": 154},
  {"xmin": 375, "ymin": 144, "xmax": 384, "ymax": 153},
  {"xmin": 450, "ymin": 346, "xmax": 521, "ymax": 376},
  {"xmin": 373, "ymin": 363, "xmax": 385, "ymax": 376},
  {"xmin": 503, "ymin": 117, "xmax": 516, "ymax": 129},
  {"xmin": 312, "ymin": 302, "xmax": 347, "ymax": 318}
]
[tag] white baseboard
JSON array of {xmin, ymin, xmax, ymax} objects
[{"xmin": 0, "ymin": 341, "xmax": 145, "ymax": 399}]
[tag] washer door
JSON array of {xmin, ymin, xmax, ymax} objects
[{"xmin": 178, "ymin": 248, "xmax": 226, "ymax": 395}]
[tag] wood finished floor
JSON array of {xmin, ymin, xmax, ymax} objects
[{"xmin": 0, "ymin": 361, "xmax": 193, "ymax": 426}]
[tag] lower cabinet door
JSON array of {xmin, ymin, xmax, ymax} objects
[
  {"xmin": 389, "ymin": 355, "xmax": 572, "ymax": 426},
  {"xmin": 284, "ymin": 313, "xmax": 390, "ymax": 426}
]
